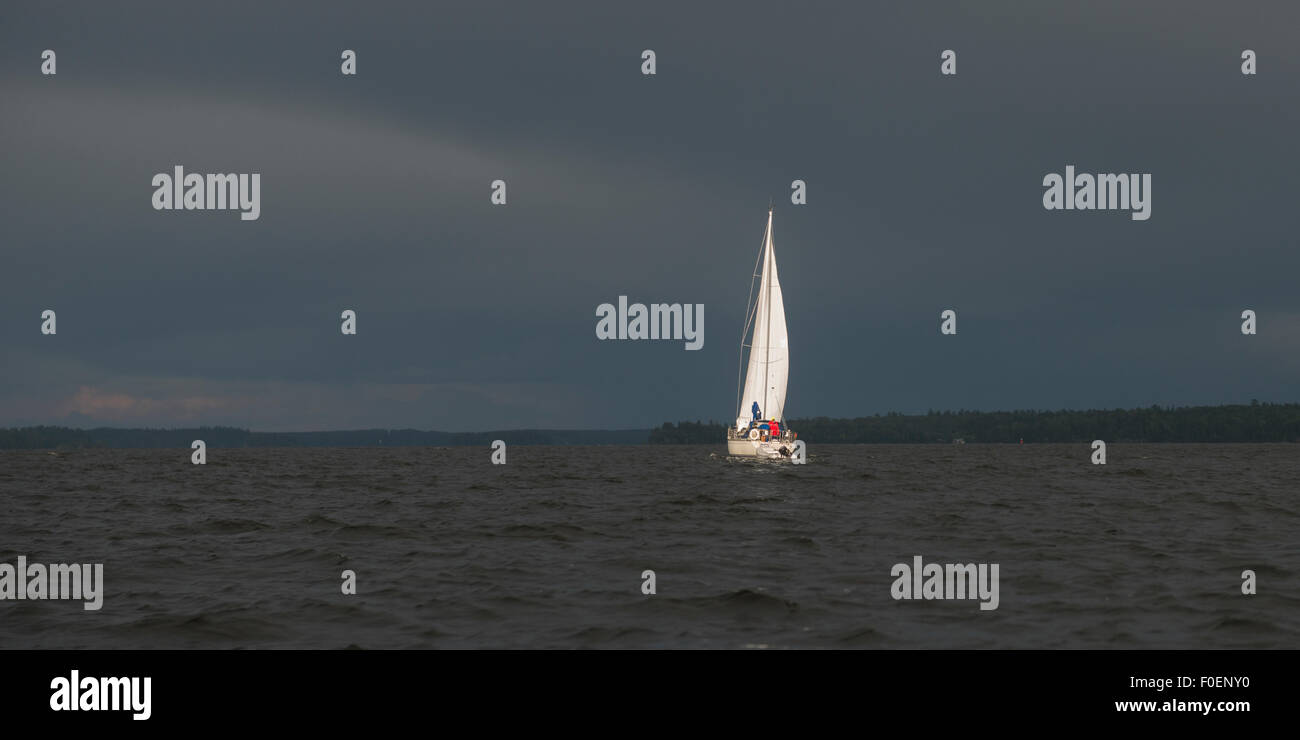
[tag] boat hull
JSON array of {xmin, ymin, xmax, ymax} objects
[{"xmin": 726, "ymin": 437, "xmax": 794, "ymax": 460}]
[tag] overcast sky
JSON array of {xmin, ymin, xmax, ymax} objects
[{"xmin": 2, "ymin": 1, "xmax": 1297, "ymax": 431}]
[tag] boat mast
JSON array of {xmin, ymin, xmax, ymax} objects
[{"xmin": 762, "ymin": 205, "xmax": 773, "ymax": 422}]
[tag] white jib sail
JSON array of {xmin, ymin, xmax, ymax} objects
[{"xmin": 737, "ymin": 209, "xmax": 789, "ymax": 429}]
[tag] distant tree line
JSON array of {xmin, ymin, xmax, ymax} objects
[
  {"xmin": 649, "ymin": 402, "xmax": 1300, "ymax": 444},
  {"xmin": 0, "ymin": 426, "xmax": 650, "ymax": 449},
  {"xmin": 6, "ymin": 403, "xmax": 1299, "ymax": 449}
]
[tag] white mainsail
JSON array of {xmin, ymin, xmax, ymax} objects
[{"xmin": 736, "ymin": 209, "xmax": 789, "ymax": 429}]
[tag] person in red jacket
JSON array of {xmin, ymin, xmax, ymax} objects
[{"xmin": 769, "ymin": 419, "xmax": 780, "ymax": 438}]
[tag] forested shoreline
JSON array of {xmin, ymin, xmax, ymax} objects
[
  {"xmin": 0, "ymin": 426, "xmax": 649, "ymax": 449},
  {"xmin": 649, "ymin": 402, "xmax": 1300, "ymax": 444},
  {"xmin": 3, "ymin": 402, "xmax": 1298, "ymax": 448}
]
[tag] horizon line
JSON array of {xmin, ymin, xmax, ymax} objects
[{"xmin": 4, "ymin": 399, "xmax": 1296, "ymax": 435}]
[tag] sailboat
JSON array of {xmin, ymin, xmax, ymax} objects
[{"xmin": 727, "ymin": 206, "xmax": 797, "ymax": 459}]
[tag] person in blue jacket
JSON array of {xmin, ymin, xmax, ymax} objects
[{"xmin": 751, "ymin": 401, "xmax": 761, "ymax": 421}]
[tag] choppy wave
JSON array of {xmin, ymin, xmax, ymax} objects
[{"xmin": 0, "ymin": 443, "xmax": 1297, "ymax": 648}]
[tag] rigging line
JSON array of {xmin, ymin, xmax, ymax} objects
[
  {"xmin": 736, "ymin": 290, "xmax": 761, "ymax": 416},
  {"xmin": 735, "ymin": 211, "xmax": 771, "ymax": 417}
]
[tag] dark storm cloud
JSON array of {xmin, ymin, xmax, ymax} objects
[{"xmin": 2, "ymin": 1, "xmax": 1297, "ymax": 430}]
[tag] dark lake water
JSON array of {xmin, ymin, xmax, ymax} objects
[{"xmin": 1, "ymin": 444, "xmax": 1296, "ymax": 648}]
